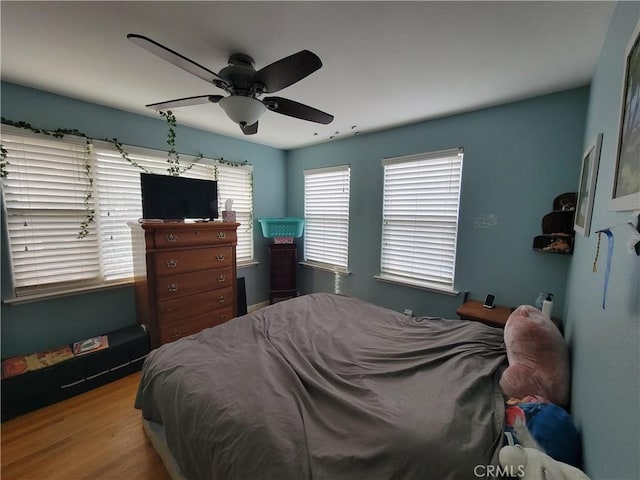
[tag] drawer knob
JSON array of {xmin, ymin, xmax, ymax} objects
[
  {"xmin": 166, "ymin": 233, "xmax": 178, "ymax": 242},
  {"xmin": 217, "ymin": 295, "xmax": 226, "ymax": 303},
  {"xmin": 216, "ymin": 274, "xmax": 226, "ymax": 282},
  {"xmin": 168, "ymin": 283, "xmax": 179, "ymax": 292},
  {"xmin": 217, "ymin": 231, "xmax": 227, "ymax": 239},
  {"xmin": 220, "ymin": 314, "xmax": 227, "ymax": 321},
  {"xmin": 166, "ymin": 259, "xmax": 177, "ymax": 268},
  {"xmin": 216, "ymin": 253, "xmax": 226, "ymax": 261},
  {"xmin": 170, "ymin": 328, "xmax": 181, "ymax": 339}
]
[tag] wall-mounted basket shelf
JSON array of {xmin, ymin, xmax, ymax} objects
[{"xmin": 533, "ymin": 193, "xmax": 576, "ymax": 255}]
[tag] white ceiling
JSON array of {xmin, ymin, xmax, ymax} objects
[{"xmin": 1, "ymin": 1, "xmax": 614, "ymax": 150}]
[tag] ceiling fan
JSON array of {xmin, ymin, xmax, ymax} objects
[{"xmin": 127, "ymin": 34, "xmax": 334, "ymax": 135}]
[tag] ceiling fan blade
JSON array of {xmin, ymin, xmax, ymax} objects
[
  {"xmin": 145, "ymin": 95, "xmax": 221, "ymax": 110},
  {"xmin": 127, "ymin": 34, "xmax": 227, "ymax": 87},
  {"xmin": 264, "ymin": 96, "xmax": 334, "ymax": 124},
  {"xmin": 255, "ymin": 50, "xmax": 322, "ymax": 93},
  {"xmin": 240, "ymin": 122, "xmax": 259, "ymax": 135}
]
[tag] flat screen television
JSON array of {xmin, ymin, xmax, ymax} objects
[{"xmin": 140, "ymin": 173, "xmax": 218, "ymax": 221}]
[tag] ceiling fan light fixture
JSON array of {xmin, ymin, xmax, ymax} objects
[
  {"xmin": 127, "ymin": 35, "xmax": 332, "ymax": 133},
  {"xmin": 219, "ymin": 96, "xmax": 266, "ymax": 126}
]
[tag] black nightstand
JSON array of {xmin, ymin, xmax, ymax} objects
[{"xmin": 268, "ymin": 243, "xmax": 298, "ymax": 304}]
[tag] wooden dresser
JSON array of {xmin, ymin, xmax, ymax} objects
[{"xmin": 130, "ymin": 221, "xmax": 239, "ymax": 348}]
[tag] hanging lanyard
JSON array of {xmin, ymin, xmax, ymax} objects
[{"xmin": 593, "ymin": 229, "xmax": 614, "ymax": 309}]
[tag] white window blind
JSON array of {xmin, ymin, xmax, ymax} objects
[
  {"xmin": 217, "ymin": 163, "xmax": 254, "ymax": 263},
  {"xmin": 93, "ymin": 144, "xmax": 145, "ymax": 282},
  {"xmin": 2, "ymin": 130, "xmax": 100, "ymax": 295},
  {"xmin": 2, "ymin": 128, "xmax": 254, "ymax": 298},
  {"xmin": 303, "ymin": 165, "xmax": 350, "ymax": 271},
  {"xmin": 93, "ymin": 143, "xmax": 254, "ymax": 278},
  {"xmin": 93, "ymin": 142, "xmax": 221, "ymax": 281},
  {"xmin": 379, "ymin": 148, "xmax": 463, "ymax": 291}
]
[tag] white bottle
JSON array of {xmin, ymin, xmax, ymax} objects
[
  {"xmin": 542, "ymin": 293, "xmax": 554, "ymax": 318},
  {"xmin": 535, "ymin": 293, "xmax": 546, "ymax": 310}
]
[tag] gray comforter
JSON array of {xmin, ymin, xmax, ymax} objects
[{"xmin": 135, "ymin": 293, "xmax": 507, "ymax": 480}]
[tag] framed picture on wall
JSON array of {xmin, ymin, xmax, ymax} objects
[
  {"xmin": 575, "ymin": 133, "xmax": 603, "ymax": 237},
  {"xmin": 611, "ymin": 18, "xmax": 640, "ymax": 211}
]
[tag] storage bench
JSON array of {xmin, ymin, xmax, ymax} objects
[{"xmin": 1, "ymin": 325, "xmax": 150, "ymax": 422}]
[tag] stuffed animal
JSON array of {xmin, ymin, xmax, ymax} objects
[
  {"xmin": 499, "ymin": 444, "xmax": 591, "ymax": 480},
  {"xmin": 500, "ymin": 305, "xmax": 570, "ymax": 407},
  {"xmin": 505, "ymin": 397, "xmax": 581, "ymax": 467}
]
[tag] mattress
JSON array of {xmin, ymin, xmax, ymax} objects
[{"xmin": 143, "ymin": 418, "xmax": 187, "ymax": 480}]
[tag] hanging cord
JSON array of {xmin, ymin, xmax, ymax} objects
[
  {"xmin": 592, "ymin": 231, "xmax": 601, "ymax": 272},
  {"xmin": 594, "ymin": 228, "xmax": 614, "ymax": 309}
]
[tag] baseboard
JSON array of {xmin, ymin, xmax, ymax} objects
[{"xmin": 247, "ymin": 300, "xmax": 270, "ymax": 313}]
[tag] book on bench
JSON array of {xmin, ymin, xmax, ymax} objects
[{"xmin": 72, "ymin": 335, "xmax": 109, "ymax": 356}]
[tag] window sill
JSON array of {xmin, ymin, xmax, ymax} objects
[
  {"xmin": 237, "ymin": 260, "xmax": 259, "ymax": 269},
  {"xmin": 300, "ymin": 261, "xmax": 351, "ymax": 275},
  {"xmin": 3, "ymin": 280, "xmax": 133, "ymax": 306},
  {"xmin": 373, "ymin": 274, "xmax": 459, "ymax": 296}
]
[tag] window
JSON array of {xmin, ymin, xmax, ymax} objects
[
  {"xmin": 93, "ymin": 142, "xmax": 231, "ymax": 282},
  {"xmin": 2, "ymin": 131, "xmax": 98, "ymax": 295},
  {"xmin": 216, "ymin": 163, "xmax": 254, "ymax": 263},
  {"xmin": 2, "ymin": 128, "xmax": 254, "ymax": 298},
  {"xmin": 378, "ymin": 148, "xmax": 463, "ymax": 293},
  {"xmin": 93, "ymin": 142, "xmax": 254, "ymax": 278},
  {"xmin": 303, "ymin": 165, "xmax": 350, "ymax": 272}
]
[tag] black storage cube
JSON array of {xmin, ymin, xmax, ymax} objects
[
  {"xmin": 107, "ymin": 325, "xmax": 150, "ymax": 377},
  {"xmin": 83, "ymin": 349, "xmax": 114, "ymax": 390},
  {"xmin": 55, "ymin": 357, "xmax": 89, "ymax": 400},
  {"xmin": 2, "ymin": 367, "xmax": 59, "ymax": 421}
]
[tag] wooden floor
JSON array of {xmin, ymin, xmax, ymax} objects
[{"xmin": 1, "ymin": 372, "xmax": 170, "ymax": 480}]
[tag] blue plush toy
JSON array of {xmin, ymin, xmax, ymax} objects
[{"xmin": 505, "ymin": 397, "xmax": 581, "ymax": 467}]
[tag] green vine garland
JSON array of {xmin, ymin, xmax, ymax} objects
[
  {"xmin": 159, "ymin": 110, "xmax": 182, "ymax": 175},
  {"xmin": 0, "ymin": 118, "xmax": 95, "ymax": 238},
  {"xmin": 106, "ymin": 137, "xmax": 152, "ymax": 173},
  {"xmin": 0, "ymin": 145, "xmax": 8, "ymax": 179},
  {"xmin": 0, "ymin": 113, "xmax": 251, "ymax": 238},
  {"xmin": 78, "ymin": 143, "xmax": 95, "ymax": 239}
]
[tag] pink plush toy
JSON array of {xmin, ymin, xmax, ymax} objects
[{"xmin": 500, "ymin": 305, "xmax": 570, "ymax": 407}]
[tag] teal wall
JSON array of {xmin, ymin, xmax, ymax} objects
[
  {"xmin": 286, "ymin": 87, "xmax": 590, "ymax": 319},
  {"xmin": 565, "ymin": 3, "xmax": 640, "ymax": 480},
  {"xmin": 1, "ymin": 82, "xmax": 286, "ymax": 357}
]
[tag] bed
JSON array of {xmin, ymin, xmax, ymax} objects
[{"xmin": 135, "ymin": 293, "xmax": 508, "ymax": 480}]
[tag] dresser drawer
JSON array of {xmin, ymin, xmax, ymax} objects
[
  {"xmin": 154, "ymin": 227, "xmax": 236, "ymax": 249},
  {"xmin": 159, "ymin": 306, "xmax": 234, "ymax": 344},
  {"xmin": 158, "ymin": 287, "xmax": 234, "ymax": 323},
  {"xmin": 154, "ymin": 247, "xmax": 233, "ymax": 276},
  {"xmin": 156, "ymin": 268, "xmax": 233, "ymax": 300}
]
